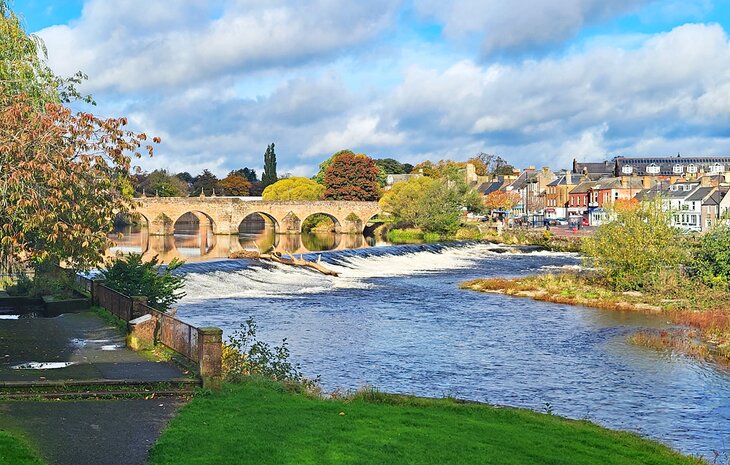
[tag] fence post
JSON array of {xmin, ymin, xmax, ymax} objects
[
  {"xmin": 131, "ymin": 296, "xmax": 149, "ymax": 320},
  {"xmin": 198, "ymin": 327, "xmax": 223, "ymax": 390},
  {"xmin": 91, "ymin": 278, "xmax": 106, "ymax": 306}
]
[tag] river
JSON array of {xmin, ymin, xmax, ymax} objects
[{"xmin": 121, "ymin": 227, "xmax": 730, "ymax": 458}]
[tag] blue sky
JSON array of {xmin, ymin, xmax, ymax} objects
[{"xmin": 11, "ymin": 0, "xmax": 730, "ymax": 177}]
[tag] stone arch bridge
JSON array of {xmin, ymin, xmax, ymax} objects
[{"xmin": 134, "ymin": 197, "xmax": 382, "ymax": 235}]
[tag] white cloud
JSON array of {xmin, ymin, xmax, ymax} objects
[{"xmin": 305, "ymin": 116, "xmax": 406, "ymax": 156}]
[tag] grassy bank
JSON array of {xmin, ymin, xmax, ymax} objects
[
  {"xmin": 0, "ymin": 431, "xmax": 45, "ymax": 465},
  {"xmin": 149, "ymin": 377, "xmax": 701, "ymax": 465},
  {"xmin": 479, "ymin": 228, "xmax": 583, "ymax": 252},
  {"xmin": 461, "ymin": 273, "xmax": 730, "ymax": 363}
]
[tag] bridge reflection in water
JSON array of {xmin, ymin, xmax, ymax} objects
[{"xmin": 107, "ymin": 224, "xmax": 377, "ymax": 263}]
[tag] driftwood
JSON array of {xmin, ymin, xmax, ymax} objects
[{"xmin": 228, "ymin": 249, "xmax": 339, "ymax": 277}]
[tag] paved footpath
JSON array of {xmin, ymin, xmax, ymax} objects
[{"xmin": 0, "ymin": 310, "xmax": 191, "ymax": 465}]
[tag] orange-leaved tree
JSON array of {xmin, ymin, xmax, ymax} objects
[
  {"xmin": 322, "ymin": 151, "xmax": 381, "ymax": 201},
  {"xmin": 0, "ymin": 2, "xmax": 157, "ymax": 272},
  {"xmin": 483, "ymin": 190, "xmax": 521, "ymax": 211}
]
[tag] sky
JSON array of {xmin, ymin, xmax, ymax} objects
[{"xmin": 10, "ymin": 0, "xmax": 730, "ymax": 177}]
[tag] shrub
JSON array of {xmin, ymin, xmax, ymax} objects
[
  {"xmin": 693, "ymin": 225, "xmax": 730, "ymax": 289},
  {"xmin": 222, "ymin": 318, "xmax": 318, "ymax": 389},
  {"xmin": 582, "ymin": 199, "xmax": 687, "ymax": 291},
  {"xmin": 101, "ymin": 253, "xmax": 185, "ymax": 311}
]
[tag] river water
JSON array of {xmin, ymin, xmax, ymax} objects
[{"xmin": 173, "ymin": 241, "xmax": 730, "ymax": 458}]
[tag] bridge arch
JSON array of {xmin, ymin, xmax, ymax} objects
[
  {"xmin": 301, "ymin": 212, "xmax": 341, "ymax": 234},
  {"xmin": 237, "ymin": 212, "xmax": 279, "ymax": 234},
  {"xmin": 173, "ymin": 211, "xmax": 216, "ymax": 234}
]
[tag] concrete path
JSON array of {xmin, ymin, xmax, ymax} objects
[
  {"xmin": 0, "ymin": 398, "xmax": 183, "ymax": 465},
  {"xmin": 0, "ymin": 310, "xmax": 192, "ymax": 464},
  {"xmin": 0, "ymin": 312, "xmax": 186, "ymax": 382}
]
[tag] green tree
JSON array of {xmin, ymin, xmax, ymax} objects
[
  {"xmin": 693, "ymin": 225, "xmax": 730, "ymax": 289},
  {"xmin": 232, "ymin": 167, "xmax": 258, "ymax": 183},
  {"xmin": 101, "ymin": 254, "xmax": 185, "ymax": 312},
  {"xmin": 380, "ymin": 176, "xmax": 480, "ymax": 235},
  {"xmin": 375, "ymin": 158, "xmax": 407, "ymax": 174},
  {"xmin": 262, "ymin": 177, "xmax": 324, "ymax": 200},
  {"xmin": 582, "ymin": 199, "xmax": 687, "ymax": 291},
  {"xmin": 323, "ymin": 152, "xmax": 381, "ymax": 201},
  {"xmin": 138, "ymin": 170, "xmax": 188, "ymax": 197},
  {"xmin": 262, "ymin": 143, "xmax": 278, "ymax": 188},
  {"xmin": 191, "ymin": 170, "xmax": 219, "ymax": 196}
]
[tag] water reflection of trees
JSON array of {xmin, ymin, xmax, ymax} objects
[{"xmin": 108, "ymin": 226, "xmax": 375, "ymax": 263}]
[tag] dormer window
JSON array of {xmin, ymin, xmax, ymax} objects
[
  {"xmin": 684, "ymin": 185, "xmax": 692, "ymax": 191},
  {"xmin": 710, "ymin": 163, "xmax": 724, "ymax": 173},
  {"xmin": 673, "ymin": 164, "xmax": 683, "ymax": 174},
  {"xmin": 687, "ymin": 164, "xmax": 698, "ymax": 174},
  {"xmin": 621, "ymin": 165, "xmax": 633, "ymax": 175},
  {"xmin": 646, "ymin": 163, "xmax": 660, "ymax": 175},
  {"xmin": 671, "ymin": 185, "xmax": 678, "ymax": 191}
]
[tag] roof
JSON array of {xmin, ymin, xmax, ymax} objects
[
  {"xmin": 591, "ymin": 177, "xmax": 645, "ymax": 190},
  {"xmin": 615, "ymin": 155, "xmax": 730, "ymax": 176},
  {"xmin": 569, "ymin": 181, "xmax": 599, "ymax": 194},
  {"xmin": 547, "ymin": 173, "xmax": 584, "ymax": 187},
  {"xmin": 476, "ymin": 181, "xmax": 504, "ymax": 196},
  {"xmin": 703, "ymin": 188, "xmax": 726, "ymax": 206},
  {"xmin": 572, "ymin": 159, "xmax": 613, "ymax": 175},
  {"xmin": 686, "ymin": 187, "xmax": 715, "ymax": 202},
  {"xmin": 634, "ymin": 187, "xmax": 661, "ymax": 201}
]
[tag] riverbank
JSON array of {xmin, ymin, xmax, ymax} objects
[
  {"xmin": 386, "ymin": 225, "xmax": 582, "ymax": 252},
  {"xmin": 461, "ymin": 273, "xmax": 730, "ymax": 365},
  {"xmin": 149, "ymin": 377, "xmax": 702, "ymax": 465}
]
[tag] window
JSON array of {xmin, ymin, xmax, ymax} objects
[
  {"xmin": 687, "ymin": 164, "xmax": 698, "ymax": 174},
  {"xmin": 673, "ymin": 164, "xmax": 683, "ymax": 174},
  {"xmin": 622, "ymin": 165, "xmax": 633, "ymax": 174},
  {"xmin": 646, "ymin": 163, "xmax": 660, "ymax": 174},
  {"xmin": 614, "ymin": 192, "xmax": 619, "ymax": 200},
  {"xmin": 711, "ymin": 163, "xmax": 724, "ymax": 173}
]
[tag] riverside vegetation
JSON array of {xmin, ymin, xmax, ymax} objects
[
  {"xmin": 462, "ymin": 199, "xmax": 730, "ymax": 364},
  {"xmin": 146, "ymin": 317, "xmax": 702, "ymax": 465}
]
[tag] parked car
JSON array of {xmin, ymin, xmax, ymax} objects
[{"xmin": 555, "ymin": 218, "xmax": 568, "ymax": 226}]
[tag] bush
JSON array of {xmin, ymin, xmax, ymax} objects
[
  {"xmin": 222, "ymin": 318, "xmax": 318, "ymax": 389},
  {"xmin": 582, "ymin": 199, "xmax": 687, "ymax": 291},
  {"xmin": 101, "ymin": 253, "xmax": 185, "ymax": 311},
  {"xmin": 693, "ymin": 225, "xmax": 730, "ymax": 289}
]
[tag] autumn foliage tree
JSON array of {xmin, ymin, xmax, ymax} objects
[
  {"xmin": 217, "ymin": 173, "xmax": 251, "ymax": 196},
  {"xmin": 322, "ymin": 151, "xmax": 381, "ymax": 201},
  {"xmin": 483, "ymin": 190, "xmax": 521, "ymax": 211},
  {"xmin": 0, "ymin": 2, "xmax": 157, "ymax": 272}
]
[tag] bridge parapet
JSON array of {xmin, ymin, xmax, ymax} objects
[{"xmin": 134, "ymin": 197, "xmax": 382, "ymax": 236}]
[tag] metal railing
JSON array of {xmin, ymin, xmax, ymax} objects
[
  {"xmin": 93, "ymin": 284, "xmax": 133, "ymax": 322},
  {"xmin": 153, "ymin": 307, "xmax": 200, "ymax": 363}
]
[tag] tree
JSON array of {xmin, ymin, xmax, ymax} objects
[
  {"xmin": 218, "ymin": 173, "xmax": 251, "ymax": 196},
  {"xmin": 375, "ymin": 158, "xmax": 408, "ymax": 174},
  {"xmin": 0, "ymin": 1, "xmax": 160, "ymax": 273},
  {"xmin": 231, "ymin": 167, "xmax": 258, "ymax": 183},
  {"xmin": 191, "ymin": 170, "xmax": 219, "ymax": 196},
  {"xmin": 379, "ymin": 177, "xmax": 465, "ymax": 235},
  {"xmin": 693, "ymin": 225, "xmax": 730, "ymax": 289},
  {"xmin": 175, "ymin": 172, "xmax": 193, "ymax": 183},
  {"xmin": 472, "ymin": 153, "xmax": 514, "ymax": 176},
  {"xmin": 314, "ymin": 149, "xmax": 348, "ymax": 184},
  {"xmin": 1, "ymin": 2, "xmax": 90, "ymax": 107},
  {"xmin": 322, "ymin": 152, "xmax": 381, "ymax": 201},
  {"xmin": 262, "ymin": 177, "xmax": 324, "ymax": 200},
  {"xmin": 484, "ymin": 191, "xmax": 521, "ymax": 211},
  {"xmin": 137, "ymin": 170, "xmax": 188, "ymax": 197},
  {"xmin": 582, "ymin": 199, "xmax": 686, "ymax": 291},
  {"xmin": 262, "ymin": 143, "xmax": 278, "ymax": 188},
  {"xmin": 101, "ymin": 254, "xmax": 185, "ymax": 312}
]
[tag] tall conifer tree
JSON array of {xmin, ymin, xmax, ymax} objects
[{"xmin": 262, "ymin": 143, "xmax": 278, "ymax": 188}]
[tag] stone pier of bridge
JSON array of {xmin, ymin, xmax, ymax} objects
[{"xmin": 133, "ymin": 197, "xmax": 382, "ymax": 236}]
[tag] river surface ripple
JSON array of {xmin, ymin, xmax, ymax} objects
[{"xmin": 176, "ymin": 242, "xmax": 730, "ymax": 458}]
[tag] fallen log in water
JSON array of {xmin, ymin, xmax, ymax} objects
[{"xmin": 228, "ymin": 250, "xmax": 339, "ymax": 277}]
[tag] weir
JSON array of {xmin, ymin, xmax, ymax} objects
[{"xmin": 133, "ymin": 197, "xmax": 382, "ymax": 236}]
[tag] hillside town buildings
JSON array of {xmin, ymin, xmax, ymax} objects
[{"xmin": 473, "ymin": 155, "xmax": 730, "ymax": 232}]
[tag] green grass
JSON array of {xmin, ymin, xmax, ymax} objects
[
  {"xmin": 149, "ymin": 377, "xmax": 701, "ymax": 465},
  {"xmin": 0, "ymin": 431, "xmax": 45, "ymax": 465}
]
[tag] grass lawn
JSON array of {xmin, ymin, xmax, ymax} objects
[
  {"xmin": 0, "ymin": 431, "xmax": 45, "ymax": 465},
  {"xmin": 149, "ymin": 377, "xmax": 701, "ymax": 465}
]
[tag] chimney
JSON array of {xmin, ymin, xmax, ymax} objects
[
  {"xmin": 620, "ymin": 177, "xmax": 628, "ymax": 188},
  {"xmin": 700, "ymin": 176, "xmax": 712, "ymax": 187},
  {"xmin": 642, "ymin": 176, "xmax": 651, "ymax": 189},
  {"xmin": 566, "ymin": 171, "xmax": 572, "ymax": 185}
]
